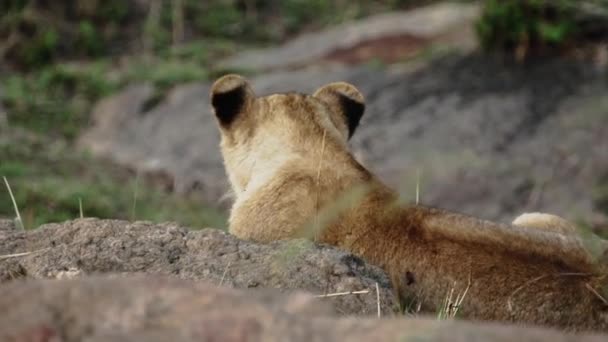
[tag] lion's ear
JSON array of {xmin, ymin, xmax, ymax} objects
[
  {"xmin": 210, "ymin": 74, "xmax": 255, "ymax": 127},
  {"xmin": 313, "ymin": 82, "xmax": 365, "ymax": 139}
]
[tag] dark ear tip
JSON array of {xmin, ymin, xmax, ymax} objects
[
  {"xmin": 313, "ymin": 82, "xmax": 365, "ymax": 140},
  {"xmin": 338, "ymin": 94, "xmax": 365, "ymax": 139}
]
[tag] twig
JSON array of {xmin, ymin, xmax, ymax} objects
[
  {"xmin": 314, "ymin": 289, "xmax": 370, "ymax": 298},
  {"xmin": 0, "ymin": 247, "xmax": 50, "ymax": 260},
  {"xmin": 3, "ymin": 176, "xmax": 23, "ymax": 230},
  {"xmin": 219, "ymin": 261, "xmax": 232, "ymax": 286},
  {"xmin": 585, "ymin": 283, "xmax": 608, "ymax": 306}
]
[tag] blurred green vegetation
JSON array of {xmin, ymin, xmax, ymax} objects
[
  {"xmin": 0, "ymin": 53, "xmax": 223, "ymax": 140},
  {"xmin": 476, "ymin": 0, "xmax": 608, "ymax": 59},
  {"xmin": 0, "ymin": 0, "xmax": 437, "ymax": 70},
  {"xmin": 0, "ymin": 128, "xmax": 227, "ymax": 230},
  {"xmin": 0, "ymin": 0, "xmax": 438, "ymax": 139},
  {"xmin": 2, "ymin": 62, "xmax": 117, "ymax": 139},
  {"xmin": 1, "ymin": 0, "xmax": 607, "ymax": 228},
  {"xmin": 1, "ymin": 0, "xmax": 435, "ymax": 228},
  {"xmin": 0, "ymin": 1, "xmax": 134, "ymax": 69}
]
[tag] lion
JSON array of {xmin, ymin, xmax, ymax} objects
[
  {"xmin": 512, "ymin": 212, "xmax": 578, "ymax": 235},
  {"xmin": 209, "ymin": 74, "xmax": 608, "ymax": 332}
]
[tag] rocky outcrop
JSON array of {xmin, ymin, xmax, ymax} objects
[
  {"xmin": 0, "ymin": 218, "xmax": 396, "ymax": 316},
  {"xmin": 78, "ymin": 53, "xmax": 608, "ymax": 227},
  {"xmin": 219, "ymin": 2, "xmax": 480, "ymax": 71},
  {"xmin": 1, "ymin": 274, "xmax": 607, "ymax": 342}
]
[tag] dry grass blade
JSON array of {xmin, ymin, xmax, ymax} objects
[
  {"xmin": 79, "ymin": 197, "xmax": 84, "ymax": 219},
  {"xmin": 314, "ymin": 289, "xmax": 370, "ymax": 298},
  {"xmin": 451, "ymin": 278, "xmax": 471, "ymax": 318},
  {"xmin": 219, "ymin": 260, "xmax": 232, "ymax": 286},
  {"xmin": 585, "ymin": 283, "xmax": 608, "ymax": 306},
  {"xmin": 131, "ymin": 171, "xmax": 140, "ymax": 221},
  {"xmin": 375, "ymin": 282, "xmax": 381, "ymax": 318},
  {"xmin": 3, "ymin": 176, "xmax": 24, "ymax": 230},
  {"xmin": 437, "ymin": 277, "xmax": 470, "ymax": 320},
  {"xmin": 438, "ymin": 284, "xmax": 456, "ymax": 320},
  {"xmin": 0, "ymin": 247, "xmax": 50, "ymax": 260},
  {"xmin": 0, "ymin": 251, "xmax": 33, "ymax": 260}
]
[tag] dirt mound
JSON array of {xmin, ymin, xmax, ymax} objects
[
  {"xmin": 0, "ymin": 218, "xmax": 396, "ymax": 316},
  {"xmin": 0, "ymin": 219, "xmax": 16, "ymax": 231},
  {"xmin": 1, "ymin": 274, "xmax": 607, "ymax": 342}
]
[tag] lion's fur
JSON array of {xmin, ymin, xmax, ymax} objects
[
  {"xmin": 512, "ymin": 212, "xmax": 579, "ymax": 235},
  {"xmin": 210, "ymin": 74, "xmax": 608, "ymax": 332}
]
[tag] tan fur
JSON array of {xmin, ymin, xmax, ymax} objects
[
  {"xmin": 512, "ymin": 212, "xmax": 578, "ymax": 235},
  {"xmin": 210, "ymin": 74, "xmax": 608, "ymax": 332}
]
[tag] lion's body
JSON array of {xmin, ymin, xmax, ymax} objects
[{"xmin": 210, "ymin": 74, "xmax": 608, "ymax": 332}]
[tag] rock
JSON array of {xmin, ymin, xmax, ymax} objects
[
  {"xmin": 0, "ymin": 219, "xmax": 16, "ymax": 231},
  {"xmin": 352, "ymin": 54, "xmax": 608, "ymax": 224},
  {"xmin": 0, "ymin": 274, "xmax": 606, "ymax": 342},
  {"xmin": 0, "ymin": 218, "xmax": 397, "ymax": 316},
  {"xmin": 78, "ymin": 82, "xmax": 231, "ymax": 205},
  {"xmin": 219, "ymin": 2, "xmax": 480, "ymax": 71},
  {"xmin": 79, "ymin": 53, "xmax": 608, "ymax": 225},
  {"xmin": 78, "ymin": 83, "xmax": 155, "ymax": 166}
]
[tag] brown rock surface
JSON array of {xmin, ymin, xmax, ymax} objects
[
  {"xmin": 218, "ymin": 2, "xmax": 480, "ymax": 71},
  {"xmin": 0, "ymin": 274, "xmax": 606, "ymax": 342}
]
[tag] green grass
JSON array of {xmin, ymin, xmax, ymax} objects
[
  {"xmin": 0, "ymin": 42, "xmax": 236, "ymax": 141},
  {"xmin": 1, "ymin": 0, "xmax": 443, "ymax": 70},
  {"xmin": 0, "ymin": 35, "xmax": 250, "ymax": 232},
  {"xmin": 1, "ymin": 62, "xmax": 118, "ymax": 140},
  {"xmin": 0, "ymin": 128, "xmax": 227, "ymax": 230},
  {"xmin": 474, "ymin": 0, "xmax": 607, "ymax": 59}
]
